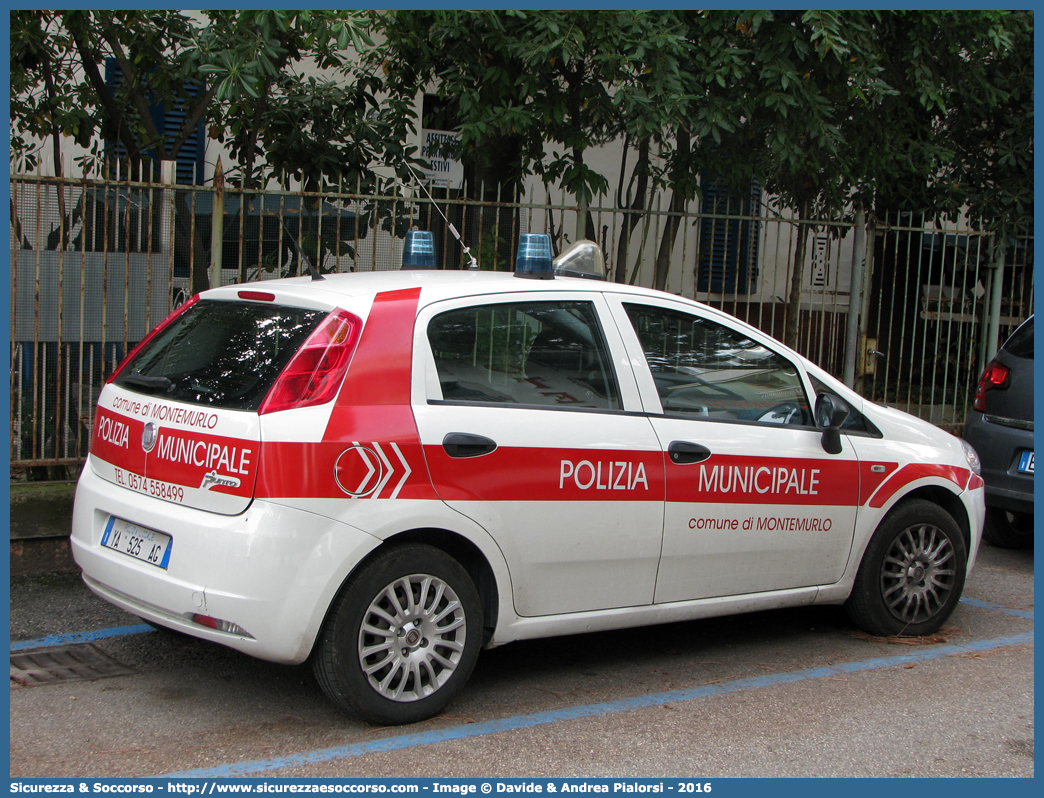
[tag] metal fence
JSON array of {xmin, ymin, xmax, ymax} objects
[
  {"xmin": 862, "ymin": 212, "xmax": 1034, "ymax": 428},
  {"xmin": 10, "ymin": 172, "xmax": 1033, "ymax": 469}
]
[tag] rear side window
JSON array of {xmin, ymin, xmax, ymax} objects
[
  {"xmin": 624, "ymin": 302, "xmax": 811, "ymax": 425},
  {"xmin": 428, "ymin": 300, "xmax": 620, "ymax": 410},
  {"xmin": 114, "ymin": 300, "xmax": 326, "ymax": 411},
  {"xmin": 1003, "ymin": 317, "xmax": 1033, "ymax": 359}
]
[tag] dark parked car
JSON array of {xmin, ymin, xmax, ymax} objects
[{"xmin": 963, "ymin": 316, "xmax": 1034, "ymax": 548}]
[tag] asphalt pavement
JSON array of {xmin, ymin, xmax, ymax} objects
[{"xmin": 9, "ymin": 542, "xmax": 1034, "ymax": 779}]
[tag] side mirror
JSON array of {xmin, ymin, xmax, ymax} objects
[{"xmin": 816, "ymin": 393, "xmax": 851, "ymax": 455}]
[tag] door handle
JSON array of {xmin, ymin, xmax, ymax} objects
[
  {"xmin": 668, "ymin": 441, "xmax": 712, "ymax": 465},
  {"xmin": 443, "ymin": 433, "xmax": 498, "ymax": 458}
]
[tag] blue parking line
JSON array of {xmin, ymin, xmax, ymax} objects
[
  {"xmin": 9, "ymin": 598, "xmax": 1033, "ymax": 778},
  {"xmin": 158, "ymin": 630, "xmax": 1033, "ymax": 779},
  {"xmin": 9, "ymin": 623, "xmax": 155, "ymax": 652},
  {"xmin": 959, "ymin": 596, "xmax": 1035, "ymax": 620}
]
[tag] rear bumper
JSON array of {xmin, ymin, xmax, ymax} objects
[
  {"xmin": 71, "ymin": 461, "xmax": 381, "ymax": 664},
  {"xmin": 963, "ymin": 414, "xmax": 1033, "ymax": 515},
  {"xmin": 984, "ymin": 486, "xmax": 1034, "ymax": 516}
]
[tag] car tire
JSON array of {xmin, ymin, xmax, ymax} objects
[
  {"xmin": 312, "ymin": 544, "xmax": 483, "ymax": 725},
  {"xmin": 982, "ymin": 507, "xmax": 1034, "ymax": 549},
  {"xmin": 846, "ymin": 500, "xmax": 967, "ymax": 637}
]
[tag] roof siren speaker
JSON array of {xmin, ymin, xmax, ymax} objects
[{"xmin": 552, "ymin": 240, "xmax": 608, "ymax": 280}]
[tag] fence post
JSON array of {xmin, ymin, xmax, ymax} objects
[
  {"xmin": 159, "ymin": 160, "xmax": 177, "ymax": 259},
  {"xmin": 854, "ymin": 215, "xmax": 877, "ymax": 396},
  {"xmin": 842, "ymin": 208, "xmax": 867, "ymax": 387},
  {"xmin": 210, "ymin": 157, "xmax": 224, "ymax": 289},
  {"xmin": 986, "ymin": 234, "xmax": 1006, "ymax": 361}
]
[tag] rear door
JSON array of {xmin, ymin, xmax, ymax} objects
[
  {"xmin": 412, "ymin": 292, "xmax": 666, "ymax": 617},
  {"xmin": 606, "ymin": 295, "xmax": 861, "ymax": 603}
]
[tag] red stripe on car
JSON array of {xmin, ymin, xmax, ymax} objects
[
  {"xmin": 259, "ymin": 287, "xmax": 438, "ymax": 501},
  {"xmin": 867, "ymin": 463, "xmax": 973, "ymax": 509}
]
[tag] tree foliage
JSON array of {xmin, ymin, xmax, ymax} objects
[
  {"xmin": 376, "ymin": 10, "xmax": 1030, "ymax": 227},
  {"xmin": 10, "ymin": 10, "xmax": 427, "ymax": 289},
  {"xmin": 376, "ymin": 10, "xmax": 701, "ymax": 280},
  {"xmin": 377, "ymin": 13, "xmax": 690, "ymax": 205},
  {"xmin": 9, "ymin": 9, "xmax": 418, "ymax": 192},
  {"xmin": 11, "ymin": 9, "xmax": 1031, "ymax": 287}
]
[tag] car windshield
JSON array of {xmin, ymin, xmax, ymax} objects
[{"xmin": 114, "ymin": 300, "xmax": 326, "ymax": 411}]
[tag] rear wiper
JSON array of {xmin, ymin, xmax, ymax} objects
[{"xmin": 122, "ymin": 374, "xmax": 173, "ymax": 393}]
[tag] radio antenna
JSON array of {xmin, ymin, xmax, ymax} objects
[{"xmin": 404, "ymin": 164, "xmax": 478, "ymax": 270}]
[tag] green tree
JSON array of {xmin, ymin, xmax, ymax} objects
[
  {"xmin": 187, "ymin": 10, "xmax": 386, "ymax": 190},
  {"xmin": 16, "ymin": 10, "xmax": 1029, "ymax": 299},
  {"xmin": 376, "ymin": 10, "xmax": 696, "ymax": 277},
  {"xmin": 9, "ymin": 10, "xmax": 414, "ymax": 287},
  {"xmin": 935, "ymin": 11, "xmax": 1033, "ymax": 237},
  {"xmin": 722, "ymin": 10, "xmax": 896, "ymax": 347},
  {"xmin": 681, "ymin": 10, "xmax": 1031, "ymax": 347},
  {"xmin": 10, "ymin": 11, "xmax": 377, "ymax": 181}
]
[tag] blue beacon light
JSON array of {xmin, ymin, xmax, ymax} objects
[
  {"xmin": 401, "ymin": 229, "xmax": 437, "ymax": 269},
  {"xmin": 514, "ymin": 233, "xmax": 554, "ymax": 279}
]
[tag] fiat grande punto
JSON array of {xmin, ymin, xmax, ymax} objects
[{"xmin": 72, "ymin": 238, "xmax": 985, "ymax": 725}]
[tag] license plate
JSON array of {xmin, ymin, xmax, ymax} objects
[
  {"xmin": 1018, "ymin": 450, "xmax": 1034, "ymax": 474},
  {"xmin": 101, "ymin": 517, "xmax": 172, "ymax": 568}
]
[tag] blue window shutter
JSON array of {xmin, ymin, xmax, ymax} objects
[
  {"xmin": 103, "ymin": 58, "xmax": 205, "ymax": 185},
  {"xmin": 103, "ymin": 59, "xmax": 130, "ymax": 167},
  {"xmin": 163, "ymin": 81, "xmax": 206, "ymax": 185},
  {"xmin": 697, "ymin": 176, "xmax": 761, "ymax": 294}
]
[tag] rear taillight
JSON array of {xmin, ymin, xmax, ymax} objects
[
  {"xmin": 973, "ymin": 360, "xmax": 1010, "ymax": 411},
  {"xmin": 107, "ymin": 294, "xmax": 200, "ymax": 383},
  {"xmin": 259, "ymin": 308, "xmax": 362, "ymax": 414}
]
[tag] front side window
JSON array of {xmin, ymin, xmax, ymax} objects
[
  {"xmin": 624, "ymin": 303, "xmax": 811, "ymax": 425},
  {"xmin": 428, "ymin": 300, "xmax": 620, "ymax": 410}
]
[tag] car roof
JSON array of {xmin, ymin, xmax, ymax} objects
[{"xmin": 204, "ymin": 269, "xmax": 697, "ymax": 312}]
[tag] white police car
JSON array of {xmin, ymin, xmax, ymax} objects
[{"xmin": 72, "ymin": 236, "xmax": 985, "ymax": 725}]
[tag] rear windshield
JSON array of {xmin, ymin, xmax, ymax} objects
[
  {"xmin": 114, "ymin": 300, "xmax": 326, "ymax": 411},
  {"xmin": 1003, "ymin": 317, "xmax": 1033, "ymax": 359}
]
